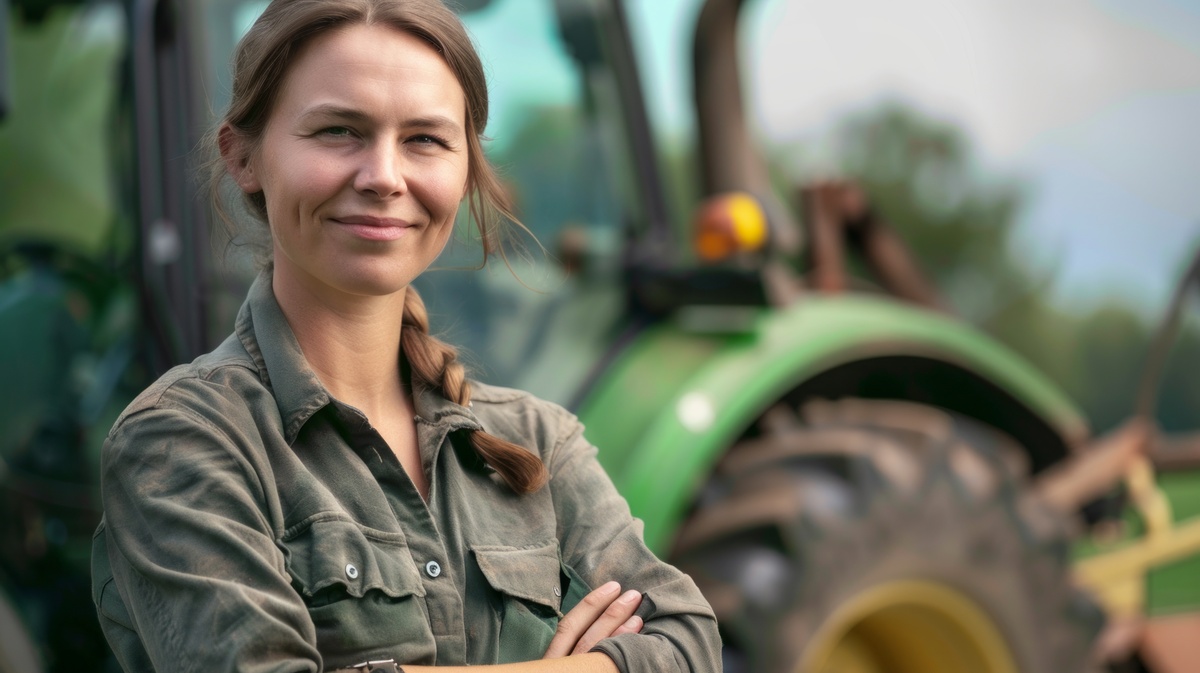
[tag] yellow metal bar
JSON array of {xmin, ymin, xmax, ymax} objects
[
  {"xmin": 1126, "ymin": 456, "xmax": 1173, "ymax": 538},
  {"xmin": 1074, "ymin": 516, "xmax": 1200, "ymax": 618}
]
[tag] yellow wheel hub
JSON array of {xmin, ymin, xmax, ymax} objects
[{"xmin": 797, "ymin": 580, "xmax": 1018, "ymax": 673}]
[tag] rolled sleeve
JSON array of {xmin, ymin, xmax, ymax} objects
[
  {"xmin": 99, "ymin": 398, "xmax": 320, "ymax": 673},
  {"xmin": 545, "ymin": 415, "xmax": 722, "ymax": 673}
]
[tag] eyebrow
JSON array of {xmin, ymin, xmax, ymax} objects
[
  {"xmin": 299, "ymin": 104, "xmax": 463, "ymax": 135},
  {"xmin": 300, "ymin": 104, "xmax": 371, "ymax": 124}
]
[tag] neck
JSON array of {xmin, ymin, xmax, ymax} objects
[{"xmin": 271, "ymin": 265, "xmax": 409, "ymax": 417}]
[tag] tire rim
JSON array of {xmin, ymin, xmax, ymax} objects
[{"xmin": 797, "ymin": 580, "xmax": 1019, "ymax": 673}]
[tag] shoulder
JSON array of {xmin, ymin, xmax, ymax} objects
[
  {"xmin": 100, "ymin": 336, "xmax": 283, "ymax": 509},
  {"xmin": 468, "ymin": 381, "xmax": 584, "ymax": 459},
  {"xmin": 109, "ymin": 333, "xmax": 268, "ymax": 440},
  {"xmin": 469, "ymin": 380, "xmax": 562, "ymax": 410}
]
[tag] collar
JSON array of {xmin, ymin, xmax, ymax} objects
[
  {"xmin": 236, "ymin": 272, "xmax": 331, "ymax": 444},
  {"xmin": 236, "ymin": 272, "xmax": 483, "ymax": 444},
  {"xmin": 412, "ymin": 384, "xmax": 482, "ymax": 433}
]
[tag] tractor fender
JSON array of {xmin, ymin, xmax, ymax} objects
[{"xmin": 576, "ymin": 294, "xmax": 1089, "ymax": 553}]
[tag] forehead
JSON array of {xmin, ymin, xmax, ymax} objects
[{"xmin": 273, "ymin": 23, "xmax": 465, "ymax": 123}]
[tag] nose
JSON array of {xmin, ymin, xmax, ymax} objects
[{"xmin": 353, "ymin": 141, "xmax": 407, "ymax": 198}]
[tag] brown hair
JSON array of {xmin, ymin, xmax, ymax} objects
[{"xmin": 213, "ymin": 0, "xmax": 546, "ymax": 493}]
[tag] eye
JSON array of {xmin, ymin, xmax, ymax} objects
[
  {"xmin": 411, "ymin": 133, "xmax": 451, "ymax": 148},
  {"xmin": 318, "ymin": 126, "xmax": 355, "ymax": 138}
]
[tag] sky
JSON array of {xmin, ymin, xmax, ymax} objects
[{"xmin": 625, "ymin": 0, "xmax": 1200, "ymax": 313}]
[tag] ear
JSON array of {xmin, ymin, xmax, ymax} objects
[{"xmin": 218, "ymin": 124, "xmax": 261, "ymax": 193}]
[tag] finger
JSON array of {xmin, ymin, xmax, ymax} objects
[
  {"xmin": 610, "ymin": 615, "xmax": 643, "ymax": 637},
  {"xmin": 571, "ymin": 589, "xmax": 643, "ymax": 655},
  {"xmin": 543, "ymin": 581, "xmax": 621, "ymax": 659}
]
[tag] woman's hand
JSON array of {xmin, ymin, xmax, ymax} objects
[{"xmin": 543, "ymin": 581, "xmax": 644, "ymax": 658}]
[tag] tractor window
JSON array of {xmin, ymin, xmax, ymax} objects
[
  {"xmin": 0, "ymin": 3, "xmax": 128, "ymax": 258},
  {"xmin": 412, "ymin": 0, "xmax": 630, "ymax": 405}
]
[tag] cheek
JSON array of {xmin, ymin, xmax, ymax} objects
[
  {"xmin": 425, "ymin": 159, "xmax": 471, "ymax": 217},
  {"xmin": 268, "ymin": 171, "xmax": 338, "ymax": 232}
]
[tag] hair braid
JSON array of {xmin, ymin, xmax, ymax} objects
[{"xmin": 401, "ymin": 287, "xmax": 548, "ymax": 494}]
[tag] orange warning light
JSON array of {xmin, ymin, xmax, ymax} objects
[{"xmin": 693, "ymin": 192, "xmax": 767, "ymax": 262}]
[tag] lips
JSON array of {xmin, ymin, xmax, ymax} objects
[{"xmin": 332, "ymin": 215, "xmax": 415, "ymax": 242}]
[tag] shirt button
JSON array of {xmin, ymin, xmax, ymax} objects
[
  {"xmin": 425, "ymin": 560, "xmax": 442, "ymax": 578},
  {"xmin": 553, "ymin": 586, "xmax": 561, "ymax": 598},
  {"xmin": 345, "ymin": 563, "xmax": 359, "ymax": 580}
]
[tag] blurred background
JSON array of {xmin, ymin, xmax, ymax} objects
[
  {"xmin": 1, "ymin": 0, "xmax": 1198, "ymax": 671},
  {"xmin": 624, "ymin": 0, "xmax": 1200, "ymax": 435}
]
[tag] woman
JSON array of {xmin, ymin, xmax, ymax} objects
[{"xmin": 89, "ymin": 0, "xmax": 721, "ymax": 671}]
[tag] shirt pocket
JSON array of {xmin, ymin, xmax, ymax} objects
[
  {"xmin": 281, "ymin": 516, "xmax": 434, "ymax": 667},
  {"xmin": 473, "ymin": 541, "xmax": 567, "ymax": 664}
]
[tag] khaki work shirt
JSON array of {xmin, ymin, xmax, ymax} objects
[{"xmin": 91, "ymin": 274, "xmax": 720, "ymax": 673}]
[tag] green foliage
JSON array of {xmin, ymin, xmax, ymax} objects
[
  {"xmin": 776, "ymin": 102, "xmax": 1200, "ymax": 434},
  {"xmin": 1159, "ymin": 320, "xmax": 1200, "ymax": 432},
  {"xmin": 805, "ymin": 103, "xmax": 1051, "ymax": 323}
]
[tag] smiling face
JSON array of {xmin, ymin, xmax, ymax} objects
[{"xmin": 229, "ymin": 23, "xmax": 469, "ymax": 301}]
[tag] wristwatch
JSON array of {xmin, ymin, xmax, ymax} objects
[{"xmin": 333, "ymin": 659, "xmax": 402, "ymax": 673}]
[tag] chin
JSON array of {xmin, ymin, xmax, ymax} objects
[
  {"xmin": 315, "ymin": 258, "xmax": 422, "ymax": 299},
  {"xmin": 337, "ymin": 273, "xmax": 417, "ymax": 299}
]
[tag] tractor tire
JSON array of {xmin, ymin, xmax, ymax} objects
[{"xmin": 670, "ymin": 398, "xmax": 1103, "ymax": 673}]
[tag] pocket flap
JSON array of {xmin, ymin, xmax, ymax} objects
[
  {"xmin": 473, "ymin": 541, "xmax": 561, "ymax": 612},
  {"xmin": 282, "ymin": 516, "xmax": 425, "ymax": 600}
]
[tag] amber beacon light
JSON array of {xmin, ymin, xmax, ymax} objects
[{"xmin": 693, "ymin": 192, "xmax": 768, "ymax": 262}]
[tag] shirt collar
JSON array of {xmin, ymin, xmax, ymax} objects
[
  {"xmin": 235, "ymin": 271, "xmax": 483, "ymax": 444},
  {"xmin": 236, "ymin": 272, "xmax": 331, "ymax": 443},
  {"xmin": 412, "ymin": 384, "xmax": 483, "ymax": 433}
]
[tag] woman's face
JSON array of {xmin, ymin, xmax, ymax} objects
[{"xmin": 236, "ymin": 23, "xmax": 469, "ymax": 299}]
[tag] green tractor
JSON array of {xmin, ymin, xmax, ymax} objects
[{"xmin": 2, "ymin": 0, "xmax": 1199, "ymax": 671}]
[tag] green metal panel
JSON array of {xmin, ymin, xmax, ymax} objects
[
  {"xmin": 1145, "ymin": 472, "xmax": 1200, "ymax": 615},
  {"xmin": 1073, "ymin": 471, "xmax": 1200, "ymax": 615},
  {"xmin": 577, "ymin": 294, "xmax": 1088, "ymax": 554}
]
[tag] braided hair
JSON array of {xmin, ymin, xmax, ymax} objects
[{"xmin": 402, "ymin": 287, "xmax": 548, "ymax": 494}]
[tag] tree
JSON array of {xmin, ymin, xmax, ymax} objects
[{"xmin": 774, "ymin": 101, "xmax": 1200, "ymax": 435}]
